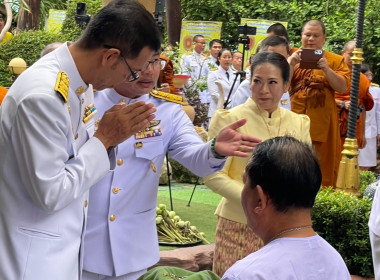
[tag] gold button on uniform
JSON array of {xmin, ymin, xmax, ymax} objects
[
  {"xmin": 84, "ymin": 200, "xmax": 88, "ymax": 207},
  {"xmin": 117, "ymin": 159, "xmax": 124, "ymax": 166},
  {"xmin": 110, "ymin": 215, "xmax": 116, "ymax": 221},
  {"xmin": 150, "ymin": 161, "xmax": 157, "ymax": 173},
  {"xmin": 112, "ymin": 187, "xmax": 120, "ymax": 194},
  {"xmin": 75, "ymin": 133, "xmax": 79, "ymax": 140}
]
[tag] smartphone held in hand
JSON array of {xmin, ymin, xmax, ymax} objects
[{"xmin": 300, "ymin": 49, "xmax": 324, "ymax": 69}]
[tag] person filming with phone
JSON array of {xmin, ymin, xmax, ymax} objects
[{"xmin": 289, "ymin": 19, "xmax": 350, "ymax": 188}]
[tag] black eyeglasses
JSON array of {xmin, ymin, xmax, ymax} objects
[
  {"xmin": 119, "ymin": 53, "xmax": 140, "ymax": 82},
  {"xmin": 103, "ymin": 44, "xmax": 142, "ymax": 82}
]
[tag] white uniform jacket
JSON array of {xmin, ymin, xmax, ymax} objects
[
  {"xmin": 204, "ymin": 56, "xmax": 218, "ymax": 76},
  {"xmin": 180, "ymin": 51, "xmax": 208, "ymax": 80},
  {"xmin": 364, "ymin": 85, "xmax": 380, "ymax": 139},
  {"xmin": 207, "ymin": 65, "xmax": 240, "ymax": 117},
  {"xmin": 83, "ymin": 88, "xmax": 226, "ymax": 277},
  {"xmin": 0, "ymin": 43, "xmax": 114, "ymax": 280}
]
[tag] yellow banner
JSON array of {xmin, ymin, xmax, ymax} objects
[
  {"xmin": 46, "ymin": 9, "xmax": 66, "ymax": 34},
  {"xmin": 239, "ymin": 19, "xmax": 288, "ymax": 66},
  {"xmin": 179, "ymin": 21, "xmax": 223, "ymax": 60}
]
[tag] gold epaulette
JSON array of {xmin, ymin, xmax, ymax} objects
[
  {"xmin": 150, "ymin": 90, "xmax": 183, "ymax": 105},
  {"xmin": 211, "ymin": 67, "xmax": 218, "ymax": 71},
  {"xmin": 55, "ymin": 71, "xmax": 69, "ymax": 103},
  {"xmin": 371, "ymin": 82, "xmax": 379, "ymax": 87}
]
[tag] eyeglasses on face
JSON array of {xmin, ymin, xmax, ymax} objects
[
  {"xmin": 144, "ymin": 58, "xmax": 167, "ymax": 71},
  {"xmin": 103, "ymin": 44, "xmax": 150, "ymax": 82}
]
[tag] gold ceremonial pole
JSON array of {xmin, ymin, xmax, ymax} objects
[{"xmin": 336, "ymin": 0, "xmax": 366, "ymax": 195}]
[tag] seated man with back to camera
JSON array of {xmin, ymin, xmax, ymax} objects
[{"xmin": 222, "ymin": 136, "xmax": 351, "ymax": 280}]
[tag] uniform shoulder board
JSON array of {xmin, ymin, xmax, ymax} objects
[
  {"xmin": 211, "ymin": 67, "xmax": 218, "ymax": 71},
  {"xmin": 371, "ymin": 82, "xmax": 379, "ymax": 87},
  {"xmin": 150, "ymin": 90, "xmax": 183, "ymax": 105},
  {"xmin": 55, "ymin": 71, "xmax": 69, "ymax": 103}
]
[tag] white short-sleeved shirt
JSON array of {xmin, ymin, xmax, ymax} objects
[{"xmin": 222, "ymin": 235, "xmax": 351, "ymax": 280}]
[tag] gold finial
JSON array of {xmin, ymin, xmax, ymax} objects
[
  {"xmin": 352, "ymin": 48, "xmax": 364, "ymax": 65},
  {"xmin": 336, "ymin": 138, "xmax": 360, "ymax": 196}
]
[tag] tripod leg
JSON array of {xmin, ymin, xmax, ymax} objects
[
  {"xmin": 166, "ymin": 153, "xmax": 173, "ymax": 211},
  {"xmin": 187, "ymin": 177, "xmax": 199, "ymax": 207}
]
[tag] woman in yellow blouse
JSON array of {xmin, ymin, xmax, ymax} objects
[{"xmin": 205, "ymin": 51, "xmax": 311, "ymax": 276}]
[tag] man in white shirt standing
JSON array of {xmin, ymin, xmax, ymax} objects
[{"xmin": 180, "ymin": 35, "xmax": 210, "ymax": 104}]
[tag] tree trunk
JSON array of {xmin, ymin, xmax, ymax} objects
[
  {"xmin": 17, "ymin": 0, "xmax": 41, "ymax": 31},
  {"xmin": 166, "ymin": 0, "xmax": 181, "ymax": 47}
]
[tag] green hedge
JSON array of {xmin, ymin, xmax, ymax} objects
[
  {"xmin": 0, "ymin": 30, "xmax": 65, "ymax": 87},
  {"xmin": 0, "ymin": 0, "xmax": 103, "ymax": 88},
  {"xmin": 312, "ymin": 187, "xmax": 374, "ymax": 277}
]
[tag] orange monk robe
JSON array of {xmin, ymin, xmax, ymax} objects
[
  {"xmin": 159, "ymin": 55, "xmax": 175, "ymax": 94},
  {"xmin": 290, "ymin": 50, "xmax": 350, "ymax": 188},
  {"xmin": 0, "ymin": 86, "xmax": 8, "ymax": 105},
  {"xmin": 335, "ymin": 73, "xmax": 374, "ymax": 148}
]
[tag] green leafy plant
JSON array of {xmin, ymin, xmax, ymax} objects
[
  {"xmin": 312, "ymin": 187, "xmax": 374, "ymax": 277},
  {"xmin": 0, "ymin": 30, "xmax": 65, "ymax": 87},
  {"xmin": 359, "ymin": 170, "xmax": 377, "ymax": 196}
]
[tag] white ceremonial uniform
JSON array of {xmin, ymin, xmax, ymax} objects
[
  {"xmin": 180, "ymin": 51, "xmax": 210, "ymax": 104},
  {"xmin": 370, "ymin": 183, "xmax": 380, "ymax": 279},
  {"xmin": 0, "ymin": 43, "xmax": 114, "ymax": 280},
  {"xmin": 83, "ymin": 89, "xmax": 226, "ymax": 278},
  {"xmin": 231, "ymin": 78, "xmax": 291, "ymax": 110},
  {"xmin": 359, "ymin": 84, "xmax": 380, "ymax": 167},
  {"xmin": 207, "ymin": 65, "xmax": 240, "ymax": 118},
  {"xmin": 180, "ymin": 50, "xmax": 208, "ymax": 80},
  {"xmin": 204, "ymin": 56, "xmax": 218, "ymax": 76}
]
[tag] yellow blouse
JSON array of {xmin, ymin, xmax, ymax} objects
[{"xmin": 205, "ymin": 97, "xmax": 311, "ymax": 224}]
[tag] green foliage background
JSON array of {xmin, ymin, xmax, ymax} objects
[
  {"xmin": 182, "ymin": 0, "xmax": 380, "ymax": 83},
  {"xmin": 0, "ymin": 0, "xmax": 102, "ymax": 87}
]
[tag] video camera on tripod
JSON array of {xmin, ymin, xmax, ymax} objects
[
  {"xmin": 75, "ymin": 2, "xmax": 91, "ymax": 28},
  {"xmin": 223, "ymin": 24, "xmax": 257, "ymax": 109},
  {"xmin": 237, "ymin": 24, "xmax": 257, "ymax": 51}
]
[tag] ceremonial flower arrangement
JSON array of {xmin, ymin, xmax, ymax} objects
[{"xmin": 156, "ymin": 203, "xmax": 209, "ymax": 245}]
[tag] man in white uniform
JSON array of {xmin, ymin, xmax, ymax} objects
[
  {"xmin": 83, "ymin": 50, "xmax": 261, "ymax": 280},
  {"xmin": 358, "ymin": 64, "xmax": 380, "ymax": 169},
  {"xmin": 180, "ymin": 34, "xmax": 210, "ymax": 104},
  {"xmin": 204, "ymin": 39, "xmax": 223, "ymax": 72},
  {"xmin": 0, "ymin": 1, "xmax": 162, "ymax": 279}
]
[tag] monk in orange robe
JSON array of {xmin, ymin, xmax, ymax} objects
[
  {"xmin": 335, "ymin": 40, "xmax": 374, "ymax": 149},
  {"xmin": 0, "ymin": 86, "xmax": 8, "ymax": 105},
  {"xmin": 159, "ymin": 55, "xmax": 175, "ymax": 94},
  {"xmin": 289, "ymin": 20, "xmax": 350, "ymax": 188}
]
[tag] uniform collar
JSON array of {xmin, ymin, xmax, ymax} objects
[
  {"xmin": 106, "ymin": 88, "xmax": 149, "ymax": 105},
  {"xmin": 246, "ymin": 98, "xmax": 281, "ymax": 118},
  {"xmin": 55, "ymin": 42, "xmax": 89, "ymax": 95}
]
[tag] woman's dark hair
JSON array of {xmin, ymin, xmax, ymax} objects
[
  {"xmin": 245, "ymin": 136, "xmax": 322, "ymax": 213},
  {"xmin": 76, "ymin": 0, "xmax": 162, "ymax": 59},
  {"xmin": 250, "ymin": 51, "xmax": 290, "ymax": 82},
  {"xmin": 216, "ymin": 48, "xmax": 231, "ymax": 66}
]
